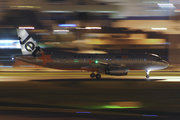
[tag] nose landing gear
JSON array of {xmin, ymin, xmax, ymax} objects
[{"xmin": 146, "ymin": 70, "xmax": 150, "ymax": 78}]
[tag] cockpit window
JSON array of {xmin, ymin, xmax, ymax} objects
[{"xmin": 157, "ymin": 58, "xmax": 161, "ymax": 61}]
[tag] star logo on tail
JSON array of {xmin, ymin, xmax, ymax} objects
[{"xmin": 37, "ymin": 51, "xmax": 54, "ymax": 66}]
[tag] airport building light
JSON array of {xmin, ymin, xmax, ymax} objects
[{"xmin": 18, "ymin": 27, "xmax": 35, "ymax": 29}]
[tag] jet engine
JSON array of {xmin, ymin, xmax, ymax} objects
[{"xmin": 105, "ymin": 67, "xmax": 128, "ymax": 76}]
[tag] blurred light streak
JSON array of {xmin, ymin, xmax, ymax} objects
[
  {"xmin": 76, "ymin": 27, "xmax": 101, "ymax": 29},
  {"xmin": 174, "ymin": 9, "xmax": 180, "ymax": 12},
  {"xmin": 10, "ymin": 6, "xmax": 41, "ymax": 9},
  {"xmin": 36, "ymin": 33, "xmax": 51, "ymax": 35},
  {"xmin": 82, "ymin": 38, "xmax": 165, "ymax": 45},
  {"xmin": 20, "ymin": 65, "xmax": 35, "ymax": 67},
  {"xmin": 143, "ymin": 1, "xmax": 158, "ymax": 3},
  {"xmin": 58, "ymin": 24, "xmax": 76, "ymax": 27},
  {"xmin": 146, "ymin": 10, "xmax": 169, "ymax": 11},
  {"xmin": 72, "ymin": 40, "xmax": 91, "ymax": 43},
  {"xmin": 157, "ymin": 3, "xmax": 175, "ymax": 8},
  {"xmin": 0, "ymin": 40, "xmax": 20, "ymax": 49},
  {"xmin": 90, "ymin": 105, "xmax": 140, "ymax": 109},
  {"xmin": 79, "ymin": 50, "xmax": 107, "ymax": 54},
  {"xmin": 53, "ymin": 30, "xmax": 69, "ymax": 34},
  {"xmin": 143, "ymin": 114, "xmax": 158, "ymax": 117},
  {"xmin": 41, "ymin": 11, "xmax": 73, "ymax": 13},
  {"xmin": 109, "ymin": 101, "xmax": 142, "ymax": 108},
  {"xmin": 151, "ymin": 28, "xmax": 167, "ymax": 30},
  {"xmin": 76, "ymin": 27, "xmax": 86, "ymax": 29},
  {"xmin": 156, "ymin": 42, "xmax": 171, "ymax": 45},
  {"xmin": 102, "ymin": 105, "xmax": 140, "ymax": 109},
  {"xmin": 74, "ymin": 59, "xmax": 79, "ymax": 62},
  {"xmin": 0, "ymin": 66, "xmax": 13, "ymax": 68},
  {"xmin": 76, "ymin": 112, "xmax": 91, "ymax": 114},
  {"xmin": 89, "ymin": 11, "xmax": 118, "ymax": 13},
  {"xmin": 85, "ymin": 27, "xmax": 101, "ymax": 29},
  {"xmin": 45, "ymin": 42, "xmax": 60, "ymax": 44},
  {"xmin": 0, "ymin": 60, "xmax": 15, "ymax": 61},
  {"xmin": 53, "ymin": 30, "xmax": 69, "ymax": 32},
  {"xmin": 19, "ymin": 27, "xmax": 35, "ymax": 29}
]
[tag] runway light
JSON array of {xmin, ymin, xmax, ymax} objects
[
  {"xmin": 58, "ymin": 24, "xmax": 76, "ymax": 27},
  {"xmin": 19, "ymin": 27, "xmax": 35, "ymax": 29}
]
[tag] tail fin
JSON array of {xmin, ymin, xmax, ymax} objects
[{"xmin": 17, "ymin": 29, "xmax": 41, "ymax": 57}]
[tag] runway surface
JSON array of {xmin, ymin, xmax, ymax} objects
[
  {"xmin": 0, "ymin": 71, "xmax": 179, "ymax": 119},
  {"xmin": 0, "ymin": 71, "xmax": 179, "ymax": 82}
]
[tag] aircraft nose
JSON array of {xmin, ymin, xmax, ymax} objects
[{"xmin": 162, "ymin": 60, "xmax": 169, "ymax": 68}]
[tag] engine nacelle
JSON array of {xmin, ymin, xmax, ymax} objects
[{"xmin": 105, "ymin": 67, "xmax": 128, "ymax": 76}]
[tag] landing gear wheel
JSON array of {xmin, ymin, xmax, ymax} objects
[
  {"xmin": 146, "ymin": 75, "xmax": 149, "ymax": 78},
  {"xmin": 90, "ymin": 73, "xmax": 96, "ymax": 78},
  {"xmin": 96, "ymin": 74, "xmax": 101, "ymax": 79},
  {"xmin": 146, "ymin": 70, "xmax": 150, "ymax": 78}
]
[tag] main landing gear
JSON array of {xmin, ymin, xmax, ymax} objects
[{"xmin": 90, "ymin": 73, "xmax": 101, "ymax": 79}]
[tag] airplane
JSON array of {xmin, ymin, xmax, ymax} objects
[{"xmin": 15, "ymin": 29, "xmax": 169, "ymax": 79}]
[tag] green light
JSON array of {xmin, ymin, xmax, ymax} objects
[
  {"xmin": 74, "ymin": 59, "xmax": 79, "ymax": 62},
  {"xmin": 78, "ymin": 105, "xmax": 140, "ymax": 109},
  {"xmin": 101, "ymin": 105, "xmax": 140, "ymax": 109},
  {"xmin": 95, "ymin": 60, "xmax": 98, "ymax": 64}
]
